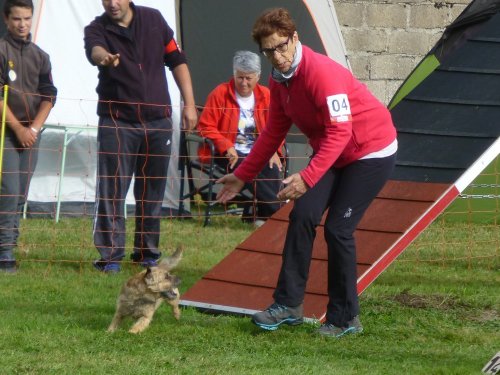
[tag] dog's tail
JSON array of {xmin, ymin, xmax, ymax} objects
[{"xmin": 160, "ymin": 245, "xmax": 183, "ymax": 270}]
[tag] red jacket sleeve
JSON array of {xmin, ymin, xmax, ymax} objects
[{"xmin": 197, "ymin": 84, "xmax": 236, "ymax": 155}]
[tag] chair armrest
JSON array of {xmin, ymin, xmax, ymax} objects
[{"xmin": 185, "ymin": 133, "xmax": 216, "ymax": 159}]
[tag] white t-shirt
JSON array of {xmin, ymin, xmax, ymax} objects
[
  {"xmin": 235, "ymin": 92, "xmax": 256, "ymax": 155},
  {"xmin": 360, "ymin": 139, "xmax": 398, "ymax": 159}
]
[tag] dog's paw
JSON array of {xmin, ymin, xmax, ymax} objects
[
  {"xmin": 128, "ymin": 317, "xmax": 151, "ymax": 334},
  {"xmin": 173, "ymin": 306, "xmax": 181, "ymax": 320},
  {"xmin": 128, "ymin": 326, "xmax": 144, "ymax": 334}
]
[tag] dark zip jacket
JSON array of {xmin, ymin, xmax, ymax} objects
[
  {"xmin": 0, "ymin": 33, "xmax": 57, "ymax": 126},
  {"xmin": 84, "ymin": 3, "xmax": 186, "ymax": 122}
]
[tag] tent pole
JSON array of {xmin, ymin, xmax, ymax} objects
[{"xmin": 55, "ymin": 128, "xmax": 70, "ymax": 223}]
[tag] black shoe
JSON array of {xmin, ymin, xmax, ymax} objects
[
  {"xmin": 252, "ymin": 302, "xmax": 304, "ymax": 331},
  {"xmin": 0, "ymin": 259, "xmax": 17, "ymax": 273}
]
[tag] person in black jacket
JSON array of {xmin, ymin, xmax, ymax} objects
[
  {"xmin": 84, "ymin": 0, "xmax": 197, "ymax": 273},
  {"xmin": 0, "ymin": 0, "xmax": 57, "ymax": 273}
]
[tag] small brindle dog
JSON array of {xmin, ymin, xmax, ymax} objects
[{"xmin": 107, "ymin": 246, "xmax": 183, "ymax": 334}]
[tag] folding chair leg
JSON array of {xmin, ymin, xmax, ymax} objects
[{"xmin": 203, "ymin": 158, "xmax": 217, "ymax": 226}]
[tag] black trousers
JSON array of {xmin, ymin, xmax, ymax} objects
[
  {"xmin": 215, "ymin": 153, "xmax": 282, "ymax": 219},
  {"xmin": 93, "ymin": 116, "xmax": 172, "ymax": 261},
  {"xmin": 273, "ymin": 154, "xmax": 396, "ymax": 326}
]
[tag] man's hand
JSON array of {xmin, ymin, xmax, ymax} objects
[
  {"xmin": 91, "ymin": 46, "xmax": 120, "ymax": 67},
  {"xmin": 216, "ymin": 173, "xmax": 245, "ymax": 203},
  {"xmin": 99, "ymin": 53, "xmax": 120, "ymax": 67},
  {"xmin": 277, "ymin": 173, "xmax": 308, "ymax": 201},
  {"xmin": 182, "ymin": 105, "xmax": 198, "ymax": 132}
]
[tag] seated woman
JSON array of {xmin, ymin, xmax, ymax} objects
[{"xmin": 197, "ymin": 50, "xmax": 283, "ymax": 225}]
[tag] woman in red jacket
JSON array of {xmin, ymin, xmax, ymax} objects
[
  {"xmin": 216, "ymin": 8, "xmax": 397, "ymax": 337},
  {"xmin": 198, "ymin": 50, "xmax": 283, "ymax": 225}
]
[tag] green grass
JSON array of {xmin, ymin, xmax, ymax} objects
[
  {"xmin": 446, "ymin": 156, "xmax": 500, "ymax": 224},
  {"xmin": 0, "ymin": 216, "xmax": 498, "ymax": 375}
]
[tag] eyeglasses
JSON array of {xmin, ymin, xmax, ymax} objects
[{"xmin": 260, "ymin": 36, "xmax": 291, "ymax": 58}]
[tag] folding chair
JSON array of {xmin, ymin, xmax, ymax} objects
[{"xmin": 178, "ymin": 132, "xmax": 288, "ymax": 226}]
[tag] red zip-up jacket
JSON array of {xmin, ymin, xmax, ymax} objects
[
  {"xmin": 197, "ymin": 79, "xmax": 282, "ymax": 163},
  {"xmin": 234, "ymin": 45, "xmax": 397, "ymax": 188}
]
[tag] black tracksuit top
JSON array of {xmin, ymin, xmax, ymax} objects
[{"xmin": 84, "ymin": 3, "xmax": 187, "ymax": 122}]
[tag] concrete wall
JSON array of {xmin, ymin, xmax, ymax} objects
[{"xmin": 333, "ymin": 0, "xmax": 472, "ymax": 104}]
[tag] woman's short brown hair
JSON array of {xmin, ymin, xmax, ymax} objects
[{"xmin": 252, "ymin": 8, "xmax": 296, "ymax": 47}]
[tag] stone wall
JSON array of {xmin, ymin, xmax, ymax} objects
[{"xmin": 333, "ymin": 0, "xmax": 472, "ymax": 104}]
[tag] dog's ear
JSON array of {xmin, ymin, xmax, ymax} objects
[
  {"xmin": 159, "ymin": 245, "xmax": 183, "ymax": 271},
  {"xmin": 143, "ymin": 267, "xmax": 154, "ymax": 285}
]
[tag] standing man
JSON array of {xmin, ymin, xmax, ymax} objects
[
  {"xmin": 0, "ymin": 0, "xmax": 57, "ymax": 273},
  {"xmin": 84, "ymin": 0, "xmax": 197, "ymax": 273}
]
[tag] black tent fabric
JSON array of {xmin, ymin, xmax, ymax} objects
[
  {"xmin": 431, "ymin": 0, "xmax": 500, "ymax": 62},
  {"xmin": 178, "ymin": 0, "xmax": 331, "ymax": 173},
  {"xmin": 390, "ymin": 5, "xmax": 500, "ymax": 183},
  {"xmin": 179, "ymin": 0, "xmax": 326, "ymax": 107}
]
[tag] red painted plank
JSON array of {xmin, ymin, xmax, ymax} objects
[
  {"xmin": 355, "ymin": 230, "xmax": 403, "ymax": 264},
  {"xmin": 181, "ymin": 180, "xmax": 457, "ymax": 319},
  {"xmin": 357, "ymin": 185, "xmax": 459, "ymax": 293},
  {"xmin": 238, "ymin": 220, "xmax": 287, "ymax": 254},
  {"xmin": 247, "ymin": 226, "xmax": 402, "ymax": 264},
  {"xmin": 358, "ymin": 199, "xmax": 432, "ymax": 232},
  {"xmin": 377, "ymin": 180, "xmax": 449, "ymax": 201},
  {"xmin": 204, "ymin": 249, "xmax": 370, "ymax": 295}
]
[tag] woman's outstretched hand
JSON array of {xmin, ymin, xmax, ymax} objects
[{"xmin": 216, "ymin": 173, "xmax": 245, "ymax": 203}]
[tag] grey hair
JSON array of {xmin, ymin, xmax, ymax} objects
[{"xmin": 233, "ymin": 50, "xmax": 261, "ymax": 75}]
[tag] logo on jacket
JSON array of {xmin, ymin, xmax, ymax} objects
[
  {"xmin": 7, "ymin": 60, "xmax": 16, "ymax": 81},
  {"xmin": 344, "ymin": 207, "xmax": 352, "ymax": 218},
  {"xmin": 327, "ymin": 93, "xmax": 351, "ymax": 124}
]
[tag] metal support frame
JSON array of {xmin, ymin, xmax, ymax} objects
[{"xmin": 23, "ymin": 124, "xmax": 97, "ymax": 222}]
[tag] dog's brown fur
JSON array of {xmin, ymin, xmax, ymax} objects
[{"xmin": 107, "ymin": 246, "xmax": 183, "ymax": 334}]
